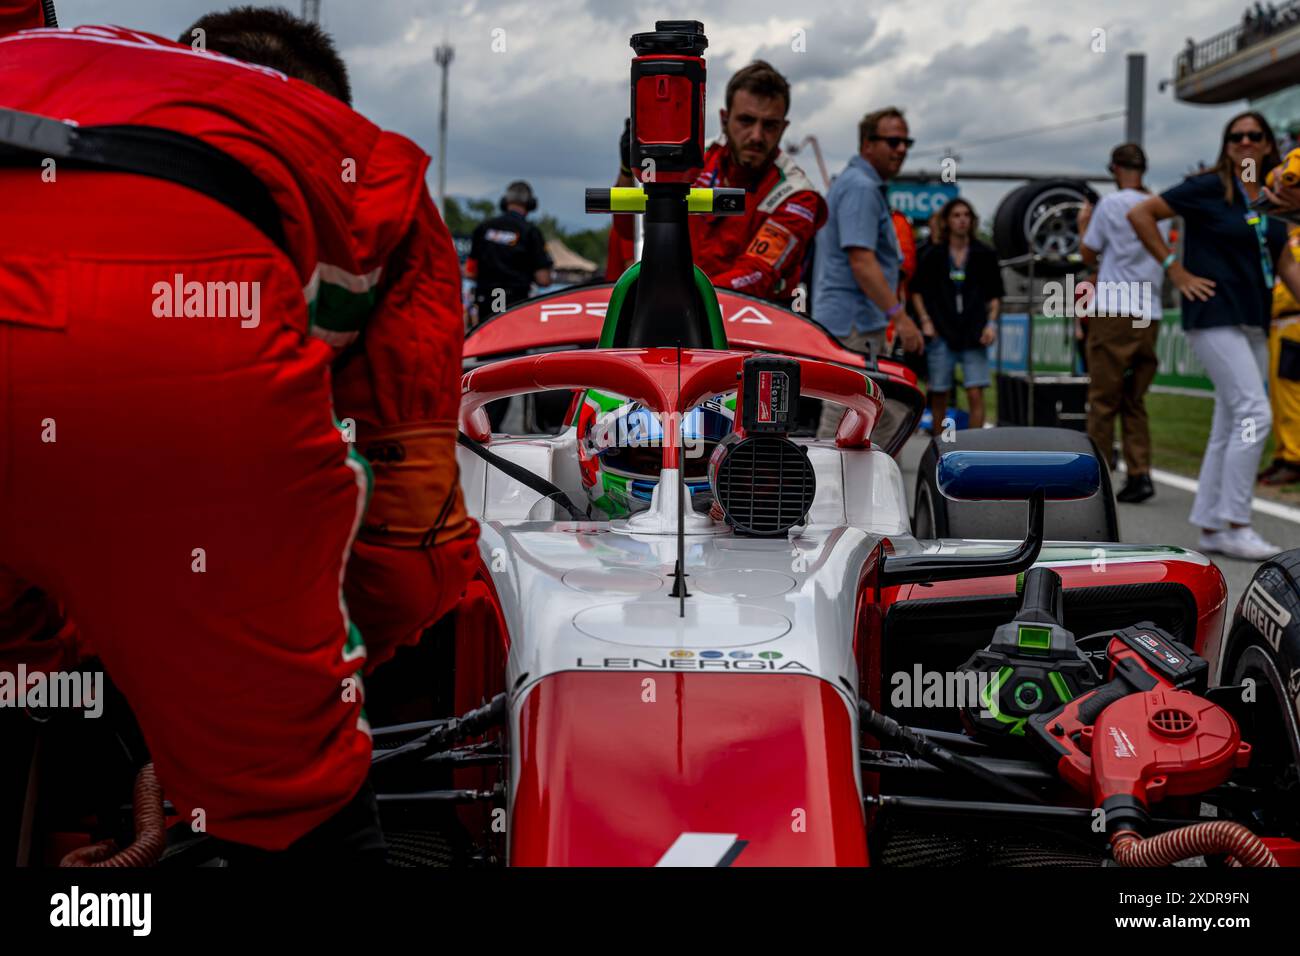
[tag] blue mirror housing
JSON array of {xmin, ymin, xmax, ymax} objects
[{"xmin": 936, "ymin": 450, "xmax": 1100, "ymax": 502}]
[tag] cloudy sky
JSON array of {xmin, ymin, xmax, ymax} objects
[{"xmin": 54, "ymin": 0, "xmax": 1263, "ymax": 228}]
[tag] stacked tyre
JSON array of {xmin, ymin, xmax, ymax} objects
[{"xmin": 993, "ymin": 178, "xmax": 1099, "ymax": 276}]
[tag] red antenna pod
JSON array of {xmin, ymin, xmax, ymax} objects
[{"xmin": 629, "ymin": 21, "xmax": 708, "ymax": 185}]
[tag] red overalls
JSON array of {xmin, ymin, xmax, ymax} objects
[{"xmin": 0, "ymin": 21, "xmax": 476, "ymax": 849}]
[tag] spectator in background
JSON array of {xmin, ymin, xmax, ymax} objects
[
  {"xmin": 1079, "ymin": 143, "xmax": 1165, "ymax": 504},
  {"xmin": 814, "ymin": 106, "xmax": 924, "ymax": 439},
  {"xmin": 467, "ymin": 180, "xmax": 553, "ymax": 431},
  {"xmin": 892, "ymin": 208, "xmax": 930, "ymax": 387},
  {"xmin": 1262, "ymin": 225, "xmax": 1300, "ymax": 485},
  {"xmin": 467, "ymin": 180, "xmax": 552, "ymax": 325},
  {"xmin": 910, "ymin": 198, "xmax": 1003, "ymax": 430},
  {"xmin": 1128, "ymin": 111, "xmax": 1300, "ymax": 560},
  {"xmin": 891, "ymin": 209, "xmax": 918, "ymax": 306}
]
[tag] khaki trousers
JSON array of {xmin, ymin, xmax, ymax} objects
[{"xmin": 1085, "ymin": 316, "xmax": 1159, "ymax": 475}]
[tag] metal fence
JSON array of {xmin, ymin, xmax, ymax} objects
[{"xmin": 1176, "ymin": 1, "xmax": 1300, "ymax": 78}]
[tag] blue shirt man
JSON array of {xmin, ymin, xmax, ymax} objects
[
  {"xmin": 814, "ymin": 153, "xmax": 900, "ymax": 336},
  {"xmin": 812, "ymin": 107, "xmax": 922, "ymax": 440}
]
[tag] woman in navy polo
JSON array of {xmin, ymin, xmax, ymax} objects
[{"xmin": 1129, "ymin": 111, "xmax": 1300, "ymax": 560}]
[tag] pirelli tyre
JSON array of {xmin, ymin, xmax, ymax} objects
[
  {"xmin": 1224, "ymin": 552, "xmax": 1300, "ymax": 798},
  {"xmin": 993, "ymin": 179, "xmax": 1099, "ymax": 277},
  {"xmin": 912, "ymin": 426, "xmax": 1118, "ymax": 541}
]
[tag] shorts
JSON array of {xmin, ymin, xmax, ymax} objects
[{"xmin": 926, "ymin": 337, "xmax": 991, "ymax": 391}]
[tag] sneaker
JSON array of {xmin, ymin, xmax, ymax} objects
[
  {"xmin": 1197, "ymin": 529, "xmax": 1223, "ymax": 554},
  {"xmin": 1116, "ymin": 474, "xmax": 1155, "ymax": 503},
  {"xmin": 1214, "ymin": 526, "xmax": 1281, "ymax": 561}
]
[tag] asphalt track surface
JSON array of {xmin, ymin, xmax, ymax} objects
[{"xmin": 897, "ymin": 432, "xmax": 1300, "ymax": 617}]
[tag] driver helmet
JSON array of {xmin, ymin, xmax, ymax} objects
[{"xmin": 576, "ymin": 390, "xmax": 734, "ymax": 517}]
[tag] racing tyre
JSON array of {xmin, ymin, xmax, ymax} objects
[
  {"xmin": 1226, "ymin": 644, "xmax": 1300, "ymax": 839},
  {"xmin": 993, "ymin": 179, "xmax": 1098, "ymax": 276},
  {"xmin": 1225, "ymin": 551, "xmax": 1300, "ymax": 783},
  {"xmin": 912, "ymin": 426, "xmax": 1118, "ymax": 541}
]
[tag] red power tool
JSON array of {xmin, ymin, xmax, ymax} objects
[{"xmin": 1030, "ymin": 623, "xmax": 1250, "ymax": 835}]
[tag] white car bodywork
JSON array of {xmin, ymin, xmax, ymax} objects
[{"xmin": 458, "ymin": 428, "xmax": 910, "ymax": 822}]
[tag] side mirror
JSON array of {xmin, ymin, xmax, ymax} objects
[
  {"xmin": 936, "ymin": 450, "xmax": 1100, "ymax": 502},
  {"xmin": 881, "ymin": 449, "xmax": 1101, "ymax": 588}
]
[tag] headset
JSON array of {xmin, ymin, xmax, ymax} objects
[{"xmin": 499, "ymin": 180, "xmax": 537, "ymax": 214}]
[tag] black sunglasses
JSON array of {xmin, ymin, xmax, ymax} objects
[
  {"xmin": 870, "ymin": 135, "xmax": 915, "ymax": 149},
  {"xmin": 1227, "ymin": 130, "xmax": 1266, "ymax": 143}
]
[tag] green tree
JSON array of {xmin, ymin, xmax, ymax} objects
[
  {"xmin": 536, "ymin": 213, "xmax": 609, "ymax": 271},
  {"xmin": 442, "ymin": 196, "xmax": 496, "ymax": 236},
  {"xmin": 443, "ymin": 196, "xmax": 610, "ymax": 271}
]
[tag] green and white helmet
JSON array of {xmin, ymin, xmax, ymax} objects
[{"xmin": 575, "ymin": 389, "xmax": 735, "ymax": 517}]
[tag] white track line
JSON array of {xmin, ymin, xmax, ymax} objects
[{"xmin": 1146, "ymin": 467, "xmax": 1300, "ymax": 527}]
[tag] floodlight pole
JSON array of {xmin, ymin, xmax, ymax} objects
[
  {"xmin": 1125, "ymin": 53, "xmax": 1145, "ymax": 147},
  {"xmin": 435, "ymin": 41, "xmax": 455, "ymax": 215}
]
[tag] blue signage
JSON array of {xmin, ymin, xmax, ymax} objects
[
  {"xmin": 991, "ymin": 313, "xmax": 1029, "ymax": 372},
  {"xmin": 887, "ymin": 182, "xmax": 959, "ymax": 222}
]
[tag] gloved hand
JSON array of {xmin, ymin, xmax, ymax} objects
[{"xmin": 346, "ymin": 526, "xmax": 478, "ymax": 673}]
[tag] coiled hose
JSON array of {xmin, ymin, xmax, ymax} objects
[
  {"xmin": 59, "ymin": 763, "xmax": 166, "ymax": 868},
  {"xmin": 1112, "ymin": 821, "xmax": 1278, "ymax": 868}
]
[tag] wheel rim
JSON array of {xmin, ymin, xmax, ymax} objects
[{"xmin": 1022, "ymin": 189, "xmax": 1088, "ymax": 259}]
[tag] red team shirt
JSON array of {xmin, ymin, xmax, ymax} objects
[{"xmin": 607, "ymin": 136, "xmax": 828, "ymax": 304}]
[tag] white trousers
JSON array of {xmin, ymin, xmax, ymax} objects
[{"xmin": 1186, "ymin": 324, "xmax": 1270, "ymax": 529}]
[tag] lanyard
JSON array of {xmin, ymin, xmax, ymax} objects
[
  {"xmin": 1236, "ymin": 179, "xmax": 1275, "ymax": 289},
  {"xmin": 949, "ymin": 250, "xmax": 967, "ymax": 313}
]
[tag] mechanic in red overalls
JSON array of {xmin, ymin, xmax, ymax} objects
[
  {"xmin": 606, "ymin": 61, "xmax": 827, "ymax": 305},
  {"xmin": 0, "ymin": 4, "xmax": 477, "ymax": 858}
]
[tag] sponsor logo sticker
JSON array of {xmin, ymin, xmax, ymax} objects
[
  {"xmin": 575, "ymin": 656, "xmax": 808, "ymax": 672},
  {"xmin": 1243, "ymin": 580, "xmax": 1292, "ymax": 653},
  {"xmin": 1109, "ymin": 725, "xmax": 1138, "ymax": 758}
]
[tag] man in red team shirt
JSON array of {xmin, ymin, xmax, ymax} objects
[
  {"xmin": 0, "ymin": 4, "xmax": 476, "ymax": 860},
  {"xmin": 606, "ymin": 61, "xmax": 827, "ymax": 305}
]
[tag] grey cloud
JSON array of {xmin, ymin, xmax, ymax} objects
[
  {"xmin": 750, "ymin": 16, "xmax": 883, "ymax": 83},
  {"xmin": 51, "ymin": 0, "xmax": 1261, "ymax": 228},
  {"xmin": 904, "ymin": 25, "xmax": 1042, "ymax": 89}
]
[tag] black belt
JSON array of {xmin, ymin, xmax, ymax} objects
[{"xmin": 0, "ymin": 106, "xmax": 287, "ymax": 254}]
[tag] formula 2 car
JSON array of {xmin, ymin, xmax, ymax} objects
[
  {"xmin": 8, "ymin": 18, "xmax": 1300, "ymax": 870},
  {"xmin": 358, "ymin": 20, "xmax": 1300, "ymax": 867}
]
